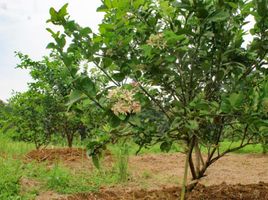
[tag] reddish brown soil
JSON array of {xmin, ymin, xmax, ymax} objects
[
  {"xmin": 25, "ymin": 148, "xmax": 113, "ymax": 170},
  {"xmin": 26, "ymin": 148, "xmax": 268, "ymax": 200},
  {"xmin": 25, "ymin": 148, "xmax": 88, "ymax": 162},
  {"xmin": 64, "ymin": 182, "xmax": 268, "ymax": 200}
]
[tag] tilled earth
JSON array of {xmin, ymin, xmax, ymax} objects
[
  {"xmin": 25, "ymin": 148, "xmax": 268, "ymax": 200},
  {"xmin": 65, "ymin": 182, "xmax": 268, "ymax": 200}
]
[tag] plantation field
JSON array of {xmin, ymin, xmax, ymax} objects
[
  {"xmin": 2, "ymin": 1, "xmax": 268, "ymax": 200},
  {"xmin": 1, "ymin": 136, "xmax": 268, "ymax": 200}
]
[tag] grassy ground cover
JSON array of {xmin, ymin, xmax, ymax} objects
[{"xmin": 0, "ymin": 134, "xmax": 265, "ymax": 200}]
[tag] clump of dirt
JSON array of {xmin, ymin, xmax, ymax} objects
[
  {"xmin": 25, "ymin": 148, "xmax": 87, "ymax": 163},
  {"xmin": 20, "ymin": 177, "xmax": 41, "ymax": 192},
  {"xmin": 36, "ymin": 191, "xmax": 66, "ymax": 200},
  {"xmin": 25, "ymin": 148, "xmax": 114, "ymax": 170},
  {"xmin": 64, "ymin": 182, "xmax": 268, "ymax": 200},
  {"xmin": 188, "ymin": 182, "xmax": 268, "ymax": 200}
]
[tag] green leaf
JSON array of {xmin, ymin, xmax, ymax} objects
[
  {"xmin": 208, "ymin": 11, "xmax": 230, "ymax": 22},
  {"xmin": 263, "ymin": 81, "xmax": 268, "ymax": 96},
  {"xmin": 97, "ymin": 4, "xmax": 109, "ymax": 12},
  {"xmin": 46, "ymin": 42, "xmax": 56, "ymax": 49},
  {"xmin": 164, "ymin": 30, "xmax": 185, "ymax": 44},
  {"xmin": 92, "ymin": 154, "xmax": 100, "ymax": 169},
  {"xmin": 49, "ymin": 7, "xmax": 58, "ymax": 21},
  {"xmin": 102, "ymin": 57, "xmax": 113, "ymax": 68},
  {"xmin": 165, "ymin": 55, "xmax": 176, "ymax": 62},
  {"xmin": 141, "ymin": 45, "xmax": 153, "ymax": 58},
  {"xmin": 80, "ymin": 27, "xmax": 92, "ymax": 36},
  {"xmin": 117, "ymin": 114, "xmax": 127, "ymax": 120},
  {"xmin": 76, "ymin": 76, "xmax": 96, "ymax": 97},
  {"xmin": 112, "ymin": 73, "xmax": 125, "ymax": 82},
  {"xmin": 66, "ymin": 90, "xmax": 86, "ymax": 108},
  {"xmin": 220, "ymin": 100, "xmax": 231, "ymax": 113},
  {"xmin": 159, "ymin": 0, "xmax": 175, "ymax": 17},
  {"xmin": 256, "ymin": 0, "xmax": 268, "ymax": 17},
  {"xmin": 227, "ymin": 2, "xmax": 238, "ymax": 9},
  {"xmin": 104, "ymin": 0, "xmax": 112, "ymax": 8},
  {"xmin": 58, "ymin": 3, "xmax": 68, "ymax": 18},
  {"xmin": 133, "ymin": 0, "xmax": 145, "ymax": 9},
  {"xmin": 109, "ymin": 113, "xmax": 121, "ymax": 127},
  {"xmin": 228, "ymin": 92, "xmax": 243, "ymax": 108},
  {"xmin": 56, "ymin": 35, "xmax": 66, "ymax": 49},
  {"xmin": 186, "ymin": 120, "xmax": 199, "ymax": 130}
]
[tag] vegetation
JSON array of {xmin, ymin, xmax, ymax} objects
[{"xmin": 1, "ymin": 0, "xmax": 268, "ymax": 199}]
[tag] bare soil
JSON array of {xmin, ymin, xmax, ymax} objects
[
  {"xmin": 25, "ymin": 148, "xmax": 268, "ymax": 200},
  {"xmin": 65, "ymin": 182, "xmax": 268, "ymax": 200},
  {"xmin": 25, "ymin": 148, "xmax": 113, "ymax": 170}
]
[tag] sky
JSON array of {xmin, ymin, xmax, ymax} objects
[
  {"xmin": 0, "ymin": 0, "xmax": 104, "ymax": 101},
  {"xmin": 0, "ymin": 1, "xmax": 255, "ymax": 101}
]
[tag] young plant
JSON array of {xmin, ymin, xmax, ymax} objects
[{"xmin": 115, "ymin": 142, "xmax": 129, "ymax": 182}]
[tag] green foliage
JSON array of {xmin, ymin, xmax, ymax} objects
[
  {"xmin": 6, "ymin": 90, "xmax": 57, "ymax": 149},
  {"xmin": 0, "ymin": 158, "xmax": 22, "ymax": 200},
  {"xmin": 46, "ymin": 164, "xmax": 70, "ymax": 192}
]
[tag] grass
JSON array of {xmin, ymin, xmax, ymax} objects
[
  {"xmin": 0, "ymin": 134, "xmax": 121, "ymax": 199},
  {"xmin": 0, "ymin": 135, "xmax": 35, "ymax": 156},
  {"xmin": 0, "ymin": 156, "xmax": 122, "ymax": 199},
  {"xmin": 219, "ymin": 141, "xmax": 263, "ymax": 154},
  {"xmin": 113, "ymin": 142, "xmax": 130, "ymax": 182},
  {"xmin": 0, "ymin": 158, "xmax": 23, "ymax": 200}
]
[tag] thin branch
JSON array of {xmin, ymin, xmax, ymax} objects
[
  {"xmin": 93, "ymin": 60, "xmax": 120, "ymax": 87},
  {"xmin": 135, "ymin": 79, "xmax": 172, "ymax": 122}
]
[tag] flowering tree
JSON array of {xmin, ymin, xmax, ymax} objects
[{"xmin": 46, "ymin": 0, "xmax": 268, "ymax": 197}]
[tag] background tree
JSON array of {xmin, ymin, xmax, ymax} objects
[
  {"xmin": 7, "ymin": 89, "xmax": 59, "ymax": 149},
  {"xmin": 16, "ymin": 53, "xmax": 90, "ymax": 147}
]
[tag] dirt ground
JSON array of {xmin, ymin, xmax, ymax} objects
[
  {"xmin": 25, "ymin": 148, "xmax": 268, "ymax": 200},
  {"xmin": 65, "ymin": 182, "xmax": 268, "ymax": 200}
]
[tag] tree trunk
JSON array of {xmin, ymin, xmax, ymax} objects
[
  {"xmin": 180, "ymin": 147, "xmax": 190, "ymax": 200},
  {"xmin": 64, "ymin": 126, "xmax": 74, "ymax": 148},
  {"xmin": 66, "ymin": 133, "xmax": 73, "ymax": 148},
  {"xmin": 188, "ymin": 137, "xmax": 197, "ymax": 180}
]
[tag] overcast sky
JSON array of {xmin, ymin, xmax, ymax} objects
[
  {"xmin": 0, "ymin": 1, "xmax": 255, "ymax": 101},
  {"xmin": 0, "ymin": 0, "xmax": 103, "ymax": 101}
]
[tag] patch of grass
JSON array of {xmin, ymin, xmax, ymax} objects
[
  {"xmin": 38, "ymin": 163, "xmax": 121, "ymax": 194},
  {"xmin": 219, "ymin": 141, "xmax": 263, "ymax": 154},
  {"xmin": 113, "ymin": 142, "xmax": 130, "ymax": 182},
  {"xmin": 141, "ymin": 171, "xmax": 152, "ymax": 179},
  {"xmin": 0, "ymin": 134, "xmax": 35, "ymax": 156},
  {"xmin": 45, "ymin": 164, "xmax": 70, "ymax": 192},
  {"xmin": 0, "ymin": 158, "xmax": 22, "ymax": 200}
]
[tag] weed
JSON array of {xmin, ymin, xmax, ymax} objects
[{"xmin": 115, "ymin": 142, "xmax": 129, "ymax": 182}]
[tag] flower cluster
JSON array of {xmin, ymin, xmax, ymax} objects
[
  {"xmin": 146, "ymin": 33, "xmax": 167, "ymax": 49},
  {"xmin": 107, "ymin": 87, "xmax": 141, "ymax": 116}
]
